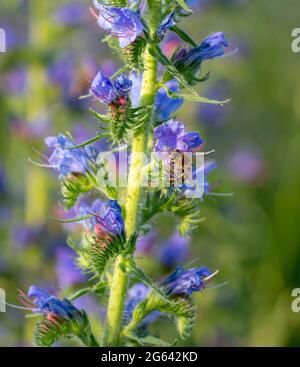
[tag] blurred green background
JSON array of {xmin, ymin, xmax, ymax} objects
[{"xmin": 1, "ymin": 0, "xmax": 300, "ymax": 346}]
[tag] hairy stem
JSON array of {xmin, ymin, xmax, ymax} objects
[{"xmin": 103, "ymin": 1, "xmax": 161, "ymax": 346}]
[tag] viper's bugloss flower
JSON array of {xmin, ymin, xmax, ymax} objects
[
  {"xmin": 90, "ymin": 71, "xmax": 117, "ymax": 103},
  {"xmin": 154, "ymin": 120, "xmax": 204, "ymax": 153},
  {"xmin": 79, "ymin": 199, "xmax": 125, "ymax": 237},
  {"xmin": 90, "ymin": 71, "xmax": 132, "ymax": 104},
  {"xmin": 45, "ymin": 134, "xmax": 96, "ymax": 178},
  {"xmin": 124, "ymin": 283, "xmax": 160, "ymax": 326},
  {"xmin": 157, "ymin": 10, "xmax": 176, "ymax": 40},
  {"xmin": 154, "ymin": 80, "xmax": 183, "ymax": 121},
  {"xmin": 175, "ymin": 32, "xmax": 236, "ymax": 67},
  {"xmin": 114, "ymin": 74, "xmax": 133, "ymax": 97},
  {"xmin": 161, "ymin": 266, "xmax": 214, "ymax": 295},
  {"xmin": 20, "ymin": 286, "xmax": 81, "ymax": 320},
  {"xmin": 93, "ymin": 1, "xmax": 144, "ymax": 48}
]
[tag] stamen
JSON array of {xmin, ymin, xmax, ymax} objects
[{"xmin": 204, "ymin": 269, "xmax": 219, "ymax": 281}]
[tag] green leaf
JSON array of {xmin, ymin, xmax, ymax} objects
[
  {"xmin": 66, "ymin": 134, "xmax": 109, "ymax": 150},
  {"xmin": 176, "ymin": 0, "xmax": 193, "ymax": 12},
  {"xmin": 123, "ymin": 260, "xmax": 171, "ymax": 303},
  {"xmin": 149, "ymin": 44, "xmax": 201, "ymax": 94},
  {"xmin": 48, "ymin": 214, "xmax": 93, "ymax": 224},
  {"xmin": 170, "ymin": 26, "xmax": 197, "ymax": 47},
  {"xmin": 167, "ymin": 88, "xmax": 231, "ymax": 105}
]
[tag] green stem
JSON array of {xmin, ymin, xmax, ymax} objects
[{"xmin": 103, "ymin": 1, "xmax": 161, "ymax": 343}]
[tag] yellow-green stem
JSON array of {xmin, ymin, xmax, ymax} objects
[{"xmin": 103, "ymin": 44, "xmax": 158, "ymax": 346}]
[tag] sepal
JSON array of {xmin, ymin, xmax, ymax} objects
[
  {"xmin": 34, "ymin": 308, "xmax": 98, "ymax": 347},
  {"xmin": 61, "ymin": 171, "xmax": 96, "ymax": 209}
]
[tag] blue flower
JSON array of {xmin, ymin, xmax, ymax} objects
[
  {"xmin": 90, "ymin": 71, "xmax": 117, "ymax": 103},
  {"xmin": 161, "ymin": 266, "xmax": 213, "ymax": 295},
  {"xmin": 23, "ymin": 286, "xmax": 81, "ymax": 320},
  {"xmin": 157, "ymin": 10, "xmax": 176, "ymax": 40},
  {"xmin": 45, "ymin": 134, "xmax": 96, "ymax": 178},
  {"xmin": 90, "ymin": 71, "xmax": 132, "ymax": 104},
  {"xmin": 114, "ymin": 74, "xmax": 133, "ymax": 97},
  {"xmin": 175, "ymin": 32, "xmax": 236, "ymax": 67},
  {"xmin": 154, "ymin": 120, "xmax": 204, "ymax": 153},
  {"xmin": 154, "ymin": 80, "xmax": 183, "ymax": 121},
  {"xmin": 93, "ymin": 1, "xmax": 144, "ymax": 48},
  {"xmin": 78, "ymin": 199, "xmax": 125, "ymax": 236}
]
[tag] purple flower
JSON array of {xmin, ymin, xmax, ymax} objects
[
  {"xmin": 90, "ymin": 71, "xmax": 132, "ymax": 104},
  {"xmin": 78, "ymin": 199, "xmax": 125, "ymax": 236},
  {"xmin": 54, "ymin": 4, "xmax": 87, "ymax": 25},
  {"xmin": 157, "ymin": 10, "xmax": 176, "ymax": 40},
  {"xmin": 154, "ymin": 80, "xmax": 183, "ymax": 121},
  {"xmin": 12, "ymin": 224, "xmax": 43, "ymax": 249},
  {"xmin": 114, "ymin": 74, "xmax": 133, "ymax": 96},
  {"xmin": 5, "ymin": 67, "xmax": 27, "ymax": 94},
  {"xmin": 158, "ymin": 233, "xmax": 190, "ymax": 267},
  {"xmin": 227, "ymin": 147, "xmax": 264, "ymax": 184},
  {"xmin": 45, "ymin": 134, "xmax": 96, "ymax": 178},
  {"xmin": 175, "ymin": 32, "xmax": 236, "ymax": 67},
  {"xmin": 154, "ymin": 120, "xmax": 204, "ymax": 153},
  {"xmin": 48, "ymin": 54, "xmax": 75, "ymax": 91},
  {"xmin": 20, "ymin": 286, "xmax": 81, "ymax": 320},
  {"xmin": 93, "ymin": 1, "xmax": 144, "ymax": 48},
  {"xmin": 55, "ymin": 247, "xmax": 86, "ymax": 289},
  {"xmin": 161, "ymin": 266, "xmax": 213, "ymax": 295},
  {"xmin": 90, "ymin": 71, "xmax": 117, "ymax": 103}
]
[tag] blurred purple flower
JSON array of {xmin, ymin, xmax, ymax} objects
[
  {"xmin": 55, "ymin": 247, "xmax": 86, "ymax": 289},
  {"xmin": 48, "ymin": 54, "xmax": 75, "ymax": 91},
  {"xmin": 136, "ymin": 232, "xmax": 156, "ymax": 255},
  {"xmin": 197, "ymin": 82, "xmax": 231, "ymax": 126},
  {"xmin": 54, "ymin": 3, "xmax": 87, "ymax": 25},
  {"xmin": 158, "ymin": 233, "xmax": 190, "ymax": 267},
  {"xmin": 5, "ymin": 67, "xmax": 27, "ymax": 94},
  {"xmin": 227, "ymin": 147, "xmax": 264, "ymax": 183},
  {"xmin": 12, "ymin": 224, "xmax": 43, "ymax": 249}
]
